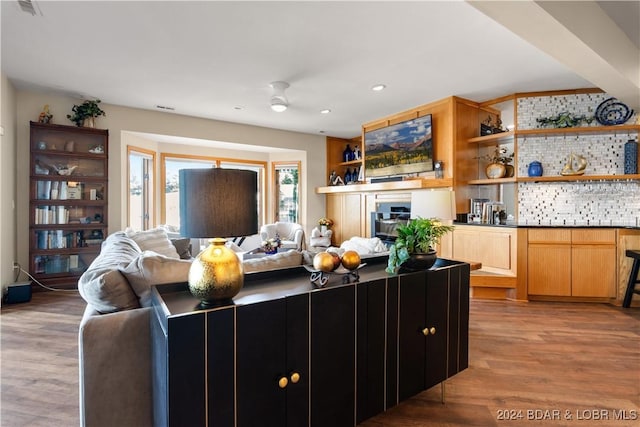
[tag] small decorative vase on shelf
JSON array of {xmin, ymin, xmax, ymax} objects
[
  {"xmin": 528, "ymin": 161, "xmax": 543, "ymax": 177},
  {"xmin": 343, "ymin": 144, "xmax": 353, "ymax": 162},
  {"xmin": 624, "ymin": 140, "xmax": 638, "ymax": 174},
  {"xmin": 504, "ymin": 164, "xmax": 515, "ymax": 177},
  {"xmin": 321, "ymin": 225, "xmax": 327, "ymax": 234},
  {"xmin": 83, "ymin": 117, "xmax": 96, "ymax": 128},
  {"xmin": 485, "ymin": 163, "xmax": 506, "ymax": 179}
]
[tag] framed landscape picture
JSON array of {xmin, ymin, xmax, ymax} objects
[{"xmin": 364, "ymin": 114, "xmax": 433, "ymax": 178}]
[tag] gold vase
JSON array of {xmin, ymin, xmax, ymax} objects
[
  {"xmin": 82, "ymin": 117, "xmax": 95, "ymax": 128},
  {"xmin": 485, "ymin": 163, "xmax": 506, "ymax": 179},
  {"xmin": 188, "ymin": 238, "xmax": 243, "ymax": 305}
]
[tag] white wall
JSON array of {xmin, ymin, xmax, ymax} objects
[
  {"xmin": 14, "ymin": 89, "xmax": 327, "ymax": 271},
  {"xmin": 1, "ymin": 74, "xmax": 17, "ymax": 293}
]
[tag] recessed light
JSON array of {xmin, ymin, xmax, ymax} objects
[
  {"xmin": 234, "ymin": 106, "xmax": 243, "ymax": 110},
  {"xmin": 320, "ymin": 109, "xmax": 331, "ymax": 114},
  {"xmin": 371, "ymin": 84, "xmax": 386, "ymax": 92}
]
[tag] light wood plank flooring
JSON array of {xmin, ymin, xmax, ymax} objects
[{"xmin": 1, "ymin": 291, "xmax": 639, "ymax": 426}]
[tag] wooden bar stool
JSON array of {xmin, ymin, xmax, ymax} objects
[{"xmin": 623, "ymin": 250, "xmax": 640, "ymax": 308}]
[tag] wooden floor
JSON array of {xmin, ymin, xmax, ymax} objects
[{"xmin": 1, "ymin": 291, "xmax": 639, "ymax": 427}]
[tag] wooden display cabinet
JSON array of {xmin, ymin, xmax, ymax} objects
[
  {"xmin": 29, "ymin": 121, "xmax": 108, "ymax": 288},
  {"xmin": 325, "ymin": 136, "xmax": 363, "ymax": 186}
]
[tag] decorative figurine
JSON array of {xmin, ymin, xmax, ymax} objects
[
  {"xmin": 329, "ymin": 170, "xmax": 344, "ymax": 186},
  {"xmin": 560, "ymin": 153, "xmax": 587, "ymax": 176},
  {"xmin": 38, "ymin": 105, "xmax": 53, "ymax": 124},
  {"xmin": 353, "ymin": 145, "xmax": 361, "ymax": 160}
]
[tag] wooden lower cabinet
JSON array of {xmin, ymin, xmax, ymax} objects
[
  {"xmin": 527, "ymin": 228, "xmax": 616, "ymax": 298},
  {"xmin": 326, "ymin": 193, "xmax": 364, "ymax": 245},
  {"xmin": 151, "ymin": 261, "xmax": 469, "ymax": 427},
  {"xmin": 236, "ymin": 294, "xmax": 309, "ymax": 427}
]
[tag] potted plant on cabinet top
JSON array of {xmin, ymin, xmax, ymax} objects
[
  {"xmin": 386, "ymin": 217, "xmax": 454, "ymax": 273},
  {"xmin": 67, "ymin": 99, "xmax": 106, "ymax": 127}
]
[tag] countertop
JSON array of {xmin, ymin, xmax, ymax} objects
[{"xmin": 454, "ymin": 221, "xmax": 640, "ymax": 229}]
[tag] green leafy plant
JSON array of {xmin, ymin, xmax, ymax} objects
[
  {"xmin": 386, "ymin": 217, "xmax": 454, "ymax": 273},
  {"xmin": 67, "ymin": 99, "xmax": 106, "ymax": 126},
  {"xmin": 479, "ymin": 146, "xmax": 514, "ymax": 164}
]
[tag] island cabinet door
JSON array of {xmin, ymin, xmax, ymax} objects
[
  {"xmin": 236, "ymin": 294, "xmax": 310, "ymax": 427},
  {"xmin": 397, "ymin": 271, "xmax": 427, "ymax": 402},
  {"xmin": 310, "ymin": 285, "xmax": 356, "ymax": 427},
  {"xmin": 356, "ymin": 278, "xmax": 387, "ymax": 424},
  {"xmin": 424, "ymin": 269, "xmax": 449, "ymax": 390}
]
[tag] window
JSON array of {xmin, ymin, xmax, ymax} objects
[
  {"xmin": 161, "ymin": 154, "xmax": 217, "ymax": 230},
  {"xmin": 273, "ymin": 162, "xmax": 300, "ymax": 223},
  {"xmin": 161, "ymin": 154, "xmax": 266, "ymax": 232},
  {"xmin": 127, "ymin": 147, "xmax": 155, "ymax": 230}
]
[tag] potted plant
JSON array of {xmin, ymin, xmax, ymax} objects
[
  {"xmin": 67, "ymin": 99, "xmax": 106, "ymax": 127},
  {"xmin": 386, "ymin": 217, "xmax": 454, "ymax": 273},
  {"xmin": 318, "ymin": 217, "xmax": 333, "ymax": 233},
  {"xmin": 261, "ymin": 234, "xmax": 282, "ymax": 255},
  {"xmin": 480, "ymin": 146, "xmax": 514, "ymax": 179}
]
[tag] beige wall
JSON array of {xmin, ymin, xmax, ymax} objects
[
  {"xmin": 1, "ymin": 74, "xmax": 17, "ymax": 293},
  {"xmin": 14, "ymin": 89, "xmax": 327, "ymax": 272}
]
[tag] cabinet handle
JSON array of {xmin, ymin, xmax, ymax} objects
[
  {"xmin": 290, "ymin": 372, "xmax": 301, "ymax": 384},
  {"xmin": 422, "ymin": 327, "xmax": 437, "ymax": 336},
  {"xmin": 278, "ymin": 377, "xmax": 288, "ymax": 389}
]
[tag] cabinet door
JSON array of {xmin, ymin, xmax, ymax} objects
[
  {"xmin": 356, "ymin": 279, "xmax": 386, "ymax": 424},
  {"xmin": 326, "ymin": 193, "xmax": 363, "ymax": 245},
  {"xmin": 236, "ymin": 294, "xmax": 309, "ymax": 427},
  {"xmin": 528, "ymin": 244, "xmax": 571, "ymax": 296},
  {"xmin": 424, "ymin": 269, "xmax": 448, "ymax": 390},
  {"xmin": 397, "ymin": 272, "xmax": 427, "ymax": 401},
  {"xmin": 311, "ymin": 285, "xmax": 356, "ymax": 427},
  {"xmin": 572, "ymin": 246, "xmax": 616, "ymax": 297}
]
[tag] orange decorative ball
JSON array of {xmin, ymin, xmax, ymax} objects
[
  {"xmin": 341, "ymin": 250, "xmax": 361, "ymax": 270},
  {"xmin": 313, "ymin": 252, "xmax": 336, "ymax": 272}
]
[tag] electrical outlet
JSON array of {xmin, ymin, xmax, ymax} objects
[{"xmin": 13, "ymin": 262, "xmax": 19, "ymax": 271}]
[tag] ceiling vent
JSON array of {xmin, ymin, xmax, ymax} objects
[{"xmin": 17, "ymin": 0, "xmax": 40, "ymax": 16}]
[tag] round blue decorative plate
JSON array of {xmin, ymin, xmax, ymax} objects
[{"xmin": 595, "ymin": 97, "xmax": 634, "ymax": 126}]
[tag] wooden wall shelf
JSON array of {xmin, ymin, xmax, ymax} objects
[
  {"xmin": 316, "ymin": 178, "xmax": 453, "ymax": 194},
  {"xmin": 468, "ymin": 177, "xmax": 517, "ymax": 185},
  {"xmin": 518, "ymin": 174, "xmax": 640, "ymax": 183},
  {"xmin": 516, "ymin": 125, "xmax": 640, "ymax": 137}
]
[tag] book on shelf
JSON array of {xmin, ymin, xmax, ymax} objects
[{"xmin": 36, "ymin": 180, "xmax": 51, "ymax": 200}]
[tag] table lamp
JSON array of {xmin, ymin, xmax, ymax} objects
[{"xmin": 179, "ymin": 168, "xmax": 258, "ymax": 305}]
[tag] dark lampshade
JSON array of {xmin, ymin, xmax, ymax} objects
[{"xmin": 179, "ymin": 168, "xmax": 258, "ymax": 239}]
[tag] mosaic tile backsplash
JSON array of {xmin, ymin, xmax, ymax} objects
[{"xmin": 515, "ymin": 93, "xmax": 640, "ymax": 226}]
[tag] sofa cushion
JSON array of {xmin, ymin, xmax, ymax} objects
[
  {"xmin": 78, "ymin": 232, "xmax": 141, "ymax": 313},
  {"xmin": 125, "ymin": 227, "xmax": 180, "ymax": 259},
  {"xmin": 121, "ymin": 251, "xmax": 192, "ymax": 307},
  {"xmin": 243, "ymin": 250, "xmax": 303, "ymax": 273}
]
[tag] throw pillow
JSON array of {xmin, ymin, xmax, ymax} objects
[
  {"xmin": 171, "ymin": 238, "xmax": 192, "ymax": 259},
  {"xmin": 125, "ymin": 227, "xmax": 180, "ymax": 259},
  {"xmin": 121, "ymin": 251, "xmax": 192, "ymax": 307},
  {"xmin": 78, "ymin": 232, "xmax": 142, "ymax": 313}
]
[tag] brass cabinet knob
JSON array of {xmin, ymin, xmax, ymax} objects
[
  {"xmin": 278, "ymin": 377, "xmax": 288, "ymax": 389},
  {"xmin": 422, "ymin": 327, "xmax": 437, "ymax": 336},
  {"xmin": 290, "ymin": 372, "xmax": 300, "ymax": 384}
]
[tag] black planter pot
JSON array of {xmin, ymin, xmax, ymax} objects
[{"xmin": 398, "ymin": 250, "xmax": 437, "ymax": 273}]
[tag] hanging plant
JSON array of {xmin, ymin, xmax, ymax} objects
[{"xmin": 67, "ymin": 99, "xmax": 106, "ymax": 127}]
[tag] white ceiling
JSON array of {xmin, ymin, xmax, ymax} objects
[{"xmin": 2, "ymin": 1, "xmax": 638, "ymax": 139}]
